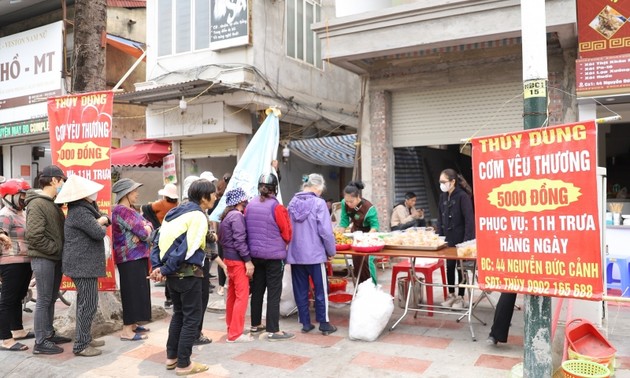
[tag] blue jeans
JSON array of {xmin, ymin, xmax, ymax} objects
[
  {"xmin": 31, "ymin": 258, "xmax": 62, "ymax": 344},
  {"xmin": 166, "ymin": 276, "xmax": 202, "ymax": 368}
]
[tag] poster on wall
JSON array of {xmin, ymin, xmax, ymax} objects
[
  {"xmin": 47, "ymin": 91, "xmax": 117, "ymax": 291},
  {"xmin": 210, "ymin": 0, "xmax": 249, "ymax": 50},
  {"xmin": 472, "ymin": 121, "xmax": 603, "ymax": 300},
  {"xmin": 163, "ymin": 154, "xmax": 177, "ymax": 184},
  {"xmin": 577, "ymin": 0, "xmax": 630, "ymax": 59}
]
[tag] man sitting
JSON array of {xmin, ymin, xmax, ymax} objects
[{"xmin": 390, "ymin": 192, "xmax": 426, "ymax": 231}]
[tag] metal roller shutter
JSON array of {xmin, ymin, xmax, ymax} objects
[
  {"xmin": 392, "ymin": 81, "xmax": 524, "ymax": 147},
  {"xmin": 179, "ymin": 136, "xmax": 238, "ymax": 158}
]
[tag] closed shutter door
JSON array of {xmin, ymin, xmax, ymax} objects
[
  {"xmin": 180, "ymin": 136, "xmax": 238, "ymax": 158},
  {"xmin": 394, "ymin": 147, "xmax": 430, "ymax": 218},
  {"xmin": 392, "ymin": 81, "xmax": 523, "ymax": 147}
]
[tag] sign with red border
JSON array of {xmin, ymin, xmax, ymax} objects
[
  {"xmin": 472, "ymin": 121, "xmax": 602, "ymax": 300},
  {"xmin": 578, "ymin": 0, "xmax": 630, "ymax": 59}
]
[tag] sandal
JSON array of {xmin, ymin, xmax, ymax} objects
[
  {"xmin": 133, "ymin": 326, "xmax": 150, "ymax": 333},
  {"xmin": 0, "ymin": 342, "xmax": 28, "ymax": 351},
  {"xmin": 249, "ymin": 325, "xmax": 266, "ymax": 333},
  {"xmin": 175, "ymin": 361, "xmax": 209, "ymax": 376},
  {"xmin": 193, "ymin": 334, "xmax": 212, "ymax": 345},
  {"xmin": 14, "ymin": 331, "xmax": 35, "ymax": 340},
  {"xmin": 226, "ymin": 334, "xmax": 254, "ymax": 343},
  {"xmin": 166, "ymin": 360, "xmax": 177, "ymax": 370},
  {"xmin": 120, "ymin": 333, "xmax": 148, "ymax": 341}
]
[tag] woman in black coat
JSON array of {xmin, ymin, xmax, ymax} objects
[
  {"xmin": 55, "ymin": 175, "xmax": 110, "ymax": 357},
  {"xmin": 436, "ymin": 168, "xmax": 475, "ymax": 309}
]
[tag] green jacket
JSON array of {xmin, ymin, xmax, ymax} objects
[{"xmin": 25, "ymin": 189, "xmax": 65, "ymax": 260}]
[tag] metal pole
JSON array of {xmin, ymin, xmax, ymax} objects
[{"xmin": 521, "ymin": 1, "xmax": 552, "ymax": 377}]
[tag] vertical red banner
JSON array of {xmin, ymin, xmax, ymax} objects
[
  {"xmin": 47, "ymin": 91, "xmax": 116, "ymax": 291},
  {"xmin": 472, "ymin": 121, "xmax": 602, "ymax": 300}
]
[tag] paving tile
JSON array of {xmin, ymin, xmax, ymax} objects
[
  {"xmin": 475, "ymin": 353, "xmax": 522, "ymax": 370},
  {"xmin": 232, "ymin": 348, "xmax": 310, "ymax": 370},
  {"xmin": 398, "ymin": 315, "xmax": 465, "ymax": 330},
  {"xmin": 292, "ymin": 331, "xmax": 344, "ymax": 347},
  {"xmin": 379, "ymin": 331, "xmax": 451, "ymax": 349},
  {"xmin": 123, "ymin": 343, "xmax": 165, "ymax": 364},
  {"xmin": 618, "ymin": 355, "xmax": 630, "ymax": 369},
  {"xmin": 350, "ymin": 351, "xmax": 431, "ymax": 374}
]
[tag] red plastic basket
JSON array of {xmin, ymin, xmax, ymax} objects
[
  {"xmin": 335, "ymin": 244, "xmax": 351, "ymax": 251},
  {"xmin": 328, "ymin": 277, "xmax": 348, "ymax": 293},
  {"xmin": 351, "ymin": 245, "xmax": 385, "ymax": 253},
  {"xmin": 328, "ymin": 293, "xmax": 352, "ymax": 303},
  {"xmin": 565, "ymin": 318, "xmax": 616, "ymax": 361}
]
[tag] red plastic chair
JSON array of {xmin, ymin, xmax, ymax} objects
[{"xmin": 390, "ymin": 259, "xmax": 447, "ymax": 316}]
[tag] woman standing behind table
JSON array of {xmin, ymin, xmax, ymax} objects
[
  {"xmin": 219, "ymin": 187, "xmax": 254, "ymax": 343},
  {"xmin": 55, "ymin": 175, "xmax": 109, "ymax": 356},
  {"xmin": 112, "ymin": 178, "xmax": 153, "ymax": 341},
  {"xmin": 0, "ymin": 179, "xmax": 33, "ymax": 352},
  {"xmin": 335, "ymin": 181, "xmax": 379, "ymax": 285},
  {"xmin": 287, "ymin": 174, "xmax": 337, "ymax": 335},
  {"xmin": 245, "ymin": 173, "xmax": 294, "ymax": 341},
  {"xmin": 436, "ymin": 168, "xmax": 475, "ymax": 310}
]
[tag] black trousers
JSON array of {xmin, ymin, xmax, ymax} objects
[
  {"xmin": 446, "ymin": 259, "xmax": 465, "ymax": 297},
  {"xmin": 0, "ymin": 263, "xmax": 32, "ymax": 340},
  {"xmin": 166, "ymin": 276, "xmax": 202, "ymax": 369},
  {"xmin": 217, "ymin": 243, "xmax": 226, "ymax": 287},
  {"xmin": 352, "ymin": 255, "xmax": 372, "ymax": 285},
  {"xmin": 489, "ymin": 292, "xmax": 517, "ymax": 343},
  {"xmin": 250, "ymin": 258, "xmax": 283, "ymax": 333},
  {"xmin": 197, "ymin": 257, "xmax": 210, "ymax": 338}
]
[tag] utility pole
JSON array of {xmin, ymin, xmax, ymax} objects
[
  {"xmin": 521, "ymin": 1, "xmax": 552, "ymax": 376},
  {"xmin": 72, "ymin": 0, "xmax": 107, "ymax": 92}
]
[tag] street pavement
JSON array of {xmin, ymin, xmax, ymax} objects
[{"xmin": 1, "ymin": 260, "xmax": 629, "ymax": 378}]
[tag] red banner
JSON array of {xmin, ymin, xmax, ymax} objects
[
  {"xmin": 578, "ymin": 0, "xmax": 630, "ymax": 59},
  {"xmin": 472, "ymin": 121, "xmax": 602, "ymax": 300},
  {"xmin": 47, "ymin": 91, "xmax": 116, "ymax": 291}
]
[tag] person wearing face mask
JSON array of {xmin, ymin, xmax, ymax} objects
[
  {"xmin": 55, "ymin": 175, "xmax": 110, "ymax": 357},
  {"xmin": 335, "ymin": 180, "xmax": 379, "ymax": 285},
  {"xmin": 390, "ymin": 192, "xmax": 426, "ymax": 231},
  {"xmin": 25, "ymin": 165, "xmax": 72, "ymax": 354},
  {"xmin": 436, "ymin": 168, "xmax": 475, "ymax": 309},
  {"xmin": 0, "ymin": 179, "xmax": 33, "ymax": 352}
]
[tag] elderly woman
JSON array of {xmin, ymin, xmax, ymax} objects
[
  {"xmin": 0, "ymin": 178, "xmax": 32, "ymax": 352},
  {"xmin": 112, "ymin": 178, "xmax": 153, "ymax": 341},
  {"xmin": 55, "ymin": 175, "xmax": 109, "ymax": 356},
  {"xmin": 287, "ymin": 174, "xmax": 337, "ymax": 335}
]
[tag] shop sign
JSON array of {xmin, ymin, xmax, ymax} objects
[
  {"xmin": 163, "ymin": 154, "xmax": 177, "ymax": 184},
  {"xmin": 210, "ymin": 0, "xmax": 250, "ymax": 50},
  {"xmin": 0, "ymin": 119, "xmax": 49, "ymax": 138},
  {"xmin": 48, "ymin": 91, "xmax": 117, "ymax": 291},
  {"xmin": 0, "ymin": 22, "xmax": 63, "ymax": 124},
  {"xmin": 576, "ymin": 53, "xmax": 630, "ymax": 96},
  {"xmin": 472, "ymin": 121, "xmax": 602, "ymax": 300},
  {"xmin": 577, "ymin": 0, "xmax": 630, "ymax": 59}
]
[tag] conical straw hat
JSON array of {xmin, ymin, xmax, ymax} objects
[{"xmin": 54, "ymin": 174, "xmax": 104, "ymax": 204}]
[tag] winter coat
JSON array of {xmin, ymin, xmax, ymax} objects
[
  {"xmin": 112, "ymin": 204, "xmax": 151, "ymax": 264},
  {"xmin": 0, "ymin": 205, "xmax": 29, "ymax": 265},
  {"xmin": 62, "ymin": 200, "xmax": 107, "ymax": 278},
  {"xmin": 25, "ymin": 189, "xmax": 65, "ymax": 261},
  {"xmin": 245, "ymin": 196, "xmax": 290, "ymax": 260},
  {"xmin": 219, "ymin": 209, "xmax": 251, "ymax": 262},
  {"xmin": 436, "ymin": 186, "xmax": 475, "ymax": 247},
  {"xmin": 287, "ymin": 191, "xmax": 336, "ymax": 265}
]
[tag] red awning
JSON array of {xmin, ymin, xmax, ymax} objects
[{"xmin": 111, "ymin": 141, "xmax": 172, "ymax": 167}]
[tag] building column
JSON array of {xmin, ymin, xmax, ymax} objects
[{"xmin": 367, "ymin": 89, "xmax": 395, "ymax": 230}]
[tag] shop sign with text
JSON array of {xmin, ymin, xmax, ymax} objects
[{"xmin": 472, "ymin": 121, "xmax": 602, "ymax": 300}]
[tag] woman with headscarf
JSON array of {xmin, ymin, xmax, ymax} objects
[
  {"xmin": 287, "ymin": 174, "xmax": 337, "ymax": 335},
  {"xmin": 219, "ymin": 187, "xmax": 254, "ymax": 343},
  {"xmin": 335, "ymin": 181, "xmax": 379, "ymax": 284},
  {"xmin": 55, "ymin": 175, "xmax": 109, "ymax": 356},
  {"xmin": 112, "ymin": 178, "xmax": 153, "ymax": 341},
  {"xmin": 436, "ymin": 168, "xmax": 475, "ymax": 310},
  {"xmin": 244, "ymin": 173, "xmax": 294, "ymax": 341},
  {"xmin": 0, "ymin": 178, "xmax": 33, "ymax": 352}
]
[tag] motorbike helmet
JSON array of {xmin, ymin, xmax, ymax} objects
[
  {"xmin": 0, "ymin": 178, "xmax": 31, "ymax": 211},
  {"xmin": 258, "ymin": 173, "xmax": 278, "ymax": 194}
]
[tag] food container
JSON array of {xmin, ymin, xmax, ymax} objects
[
  {"xmin": 456, "ymin": 239, "xmax": 477, "ymax": 258},
  {"xmin": 352, "ymin": 245, "xmax": 385, "ymax": 253},
  {"xmin": 328, "ymin": 277, "xmax": 348, "ymax": 292},
  {"xmin": 336, "ymin": 244, "xmax": 352, "ymax": 251}
]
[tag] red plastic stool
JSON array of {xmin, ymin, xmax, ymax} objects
[{"xmin": 390, "ymin": 259, "xmax": 447, "ymax": 316}]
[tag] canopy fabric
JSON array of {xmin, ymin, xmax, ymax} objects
[
  {"xmin": 288, "ymin": 134, "xmax": 356, "ymax": 168},
  {"xmin": 111, "ymin": 141, "xmax": 171, "ymax": 167},
  {"xmin": 106, "ymin": 34, "xmax": 145, "ymax": 59}
]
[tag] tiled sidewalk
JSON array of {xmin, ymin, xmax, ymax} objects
[{"xmin": 1, "ymin": 263, "xmax": 629, "ymax": 377}]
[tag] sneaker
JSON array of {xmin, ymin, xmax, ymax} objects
[
  {"xmin": 48, "ymin": 332, "xmax": 72, "ymax": 344},
  {"xmin": 451, "ymin": 296, "xmax": 465, "ymax": 310},
  {"xmin": 318, "ymin": 323, "xmax": 338, "ymax": 336},
  {"xmin": 267, "ymin": 331, "xmax": 295, "ymax": 342},
  {"xmin": 74, "ymin": 346, "xmax": 102, "ymax": 357},
  {"xmin": 440, "ymin": 293, "xmax": 457, "ymax": 308},
  {"xmin": 164, "ymin": 300, "xmax": 173, "ymax": 309},
  {"xmin": 89, "ymin": 339, "xmax": 105, "ymax": 347},
  {"xmin": 33, "ymin": 340, "xmax": 63, "ymax": 355},
  {"xmin": 486, "ymin": 336, "xmax": 498, "ymax": 345}
]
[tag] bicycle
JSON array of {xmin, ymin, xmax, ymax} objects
[{"xmin": 0, "ymin": 275, "xmax": 71, "ymax": 313}]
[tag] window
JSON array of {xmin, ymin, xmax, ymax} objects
[
  {"xmin": 157, "ymin": 0, "xmax": 211, "ymax": 57},
  {"xmin": 287, "ymin": 0, "xmax": 322, "ymax": 69}
]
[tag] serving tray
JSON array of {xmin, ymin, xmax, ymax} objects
[{"xmin": 384, "ymin": 243, "xmax": 448, "ymax": 251}]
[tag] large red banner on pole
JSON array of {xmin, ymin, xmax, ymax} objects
[
  {"xmin": 472, "ymin": 121, "xmax": 603, "ymax": 300},
  {"xmin": 47, "ymin": 91, "xmax": 116, "ymax": 291}
]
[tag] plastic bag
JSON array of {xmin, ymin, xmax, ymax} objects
[
  {"xmin": 279, "ymin": 264, "xmax": 297, "ymax": 316},
  {"xmin": 348, "ymin": 279, "xmax": 394, "ymax": 341}
]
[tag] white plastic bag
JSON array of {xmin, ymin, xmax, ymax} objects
[
  {"xmin": 348, "ymin": 279, "xmax": 394, "ymax": 341},
  {"xmin": 279, "ymin": 264, "xmax": 297, "ymax": 316}
]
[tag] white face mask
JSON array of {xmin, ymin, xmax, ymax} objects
[
  {"xmin": 88, "ymin": 192, "xmax": 98, "ymax": 201},
  {"xmin": 440, "ymin": 182, "xmax": 451, "ymax": 193}
]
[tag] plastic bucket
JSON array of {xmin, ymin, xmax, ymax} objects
[
  {"xmin": 561, "ymin": 359, "xmax": 610, "ymax": 378},
  {"xmin": 397, "ymin": 276, "xmax": 423, "ymax": 309}
]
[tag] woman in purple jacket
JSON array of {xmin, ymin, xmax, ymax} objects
[
  {"xmin": 219, "ymin": 188, "xmax": 254, "ymax": 343},
  {"xmin": 287, "ymin": 174, "xmax": 337, "ymax": 335}
]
